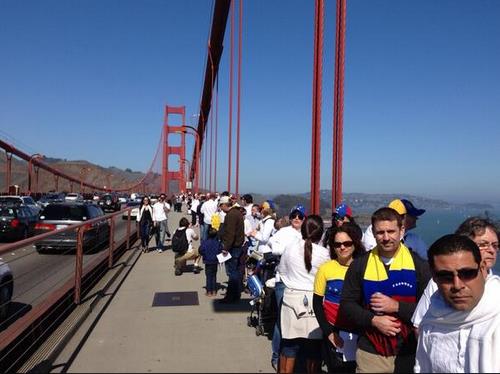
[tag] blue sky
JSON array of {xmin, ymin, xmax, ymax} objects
[{"xmin": 1, "ymin": 0, "xmax": 499, "ymax": 203}]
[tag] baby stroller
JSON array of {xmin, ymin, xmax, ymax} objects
[{"xmin": 245, "ymin": 251, "xmax": 279, "ymax": 336}]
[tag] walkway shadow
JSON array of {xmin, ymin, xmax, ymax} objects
[
  {"xmin": 211, "ymin": 298, "xmax": 252, "ymax": 313},
  {"xmin": 0, "ymin": 302, "xmax": 32, "ymax": 331}
]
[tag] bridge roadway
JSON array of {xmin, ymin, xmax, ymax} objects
[
  {"xmin": 0, "ymin": 219, "xmax": 135, "ymax": 331},
  {"xmin": 49, "ymin": 210, "xmax": 273, "ymax": 373}
]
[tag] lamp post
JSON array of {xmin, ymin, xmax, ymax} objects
[
  {"xmin": 179, "ymin": 158, "xmax": 192, "ymax": 190},
  {"xmin": 174, "ymin": 126, "xmax": 200, "ymax": 193},
  {"xmin": 28, "ymin": 153, "xmax": 44, "ymax": 196},
  {"xmin": 106, "ymin": 173, "xmax": 114, "ymax": 192},
  {"xmin": 80, "ymin": 167, "xmax": 91, "ymax": 194}
]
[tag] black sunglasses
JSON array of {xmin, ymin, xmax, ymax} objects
[
  {"xmin": 333, "ymin": 240, "xmax": 353, "ymax": 249},
  {"xmin": 289, "ymin": 212, "xmax": 305, "ymax": 220},
  {"xmin": 434, "ymin": 267, "xmax": 480, "ymax": 284}
]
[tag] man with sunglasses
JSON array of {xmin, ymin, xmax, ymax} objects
[
  {"xmin": 412, "ymin": 217, "xmax": 498, "ymax": 328},
  {"xmin": 414, "ymin": 234, "xmax": 500, "ymax": 373}
]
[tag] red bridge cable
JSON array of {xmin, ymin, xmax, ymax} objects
[
  {"xmin": 214, "ymin": 75, "xmax": 219, "ymax": 192},
  {"xmin": 310, "ymin": 0, "xmax": 324, "ymax": 215},
  {"xmin": 209, "ymin": 44, "xmax": 215, "ymax": 193},
  {"xmin": 235, "ymin": 0, "xmax": 242, "ymax": 197},
  {"xmin": 332, "ymin": 0, "xmax": 346, "ymax": 209},
  {"xmin": 227, "ymin": 0, "xmax": 234, "ymax": 193}
]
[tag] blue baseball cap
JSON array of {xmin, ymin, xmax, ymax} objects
[
  {"xmin": 401, "ymin": 199, "xmax": 425, "ymax": 217},
  {"xmin": 334, "ymin": 203, "xmax": 352, "ymax": 219}
]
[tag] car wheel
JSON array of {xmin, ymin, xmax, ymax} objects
[{"xmin": 0, "ymin": 285, "xmax": 11, "ymax": 322}]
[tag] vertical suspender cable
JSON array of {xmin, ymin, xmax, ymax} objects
[
  {"xmin": 235, "ymin": 0, "xmax": 242, "ymax": 197},
  {"xmin": 310, "ymin": 0, "xmax": 324, "ymax": 215},
  {"xmin": 209, "ymin": 45, "xmax": 214, "ymax": 193},
  {"xmin": 227, "ymin": 0, "xmax": 234, "ymax": 193},
  {"xmin": 214, "ymin": 75, "xmax": 219, "ymax": 192},
  {"xmin": 332, "ymin": 0, "xmax": 346, "ymax": 208}
]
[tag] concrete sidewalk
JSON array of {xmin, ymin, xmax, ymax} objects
[{"xmin": 53, "ymin": 211, "xmax": 273, "ymax": 373}]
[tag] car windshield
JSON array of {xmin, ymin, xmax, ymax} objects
[
  {"xmin": 41, "ymin": 205, "xmax": 87, "ymax": 221},
  {"xmin": 0, "ymin": 207, "xmax": 15, "ymax": 217},
  {"xmin": 0, "ymin": 197, "xmax": 21, "ymax": 205}
]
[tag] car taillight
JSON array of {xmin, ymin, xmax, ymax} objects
[
  {"xmin": 35, "ymin": 223, "xmax": 56, "ymax": 231},
  {"xmin": 84, "ymin": 223, "xmax": 93, "ymax": 230},
  {"xmin": 10, "ymin": 218, "xmax": 20, "ymax": 228}
]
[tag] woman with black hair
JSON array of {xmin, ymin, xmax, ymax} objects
[
  {"xmin": 136, "ymin": 196, "xmax": 155, "ymax": 253},
  {"xmin": 278, "ymin": 215, "xmax": 330, "ymax": 374},
  {"xmin": 313, "ymin": 222, "xmax": 365, "ymax": 373}
]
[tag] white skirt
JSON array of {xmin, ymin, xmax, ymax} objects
[{"xmin": 280, "ymin": 288, "xmax": 322, "ymax": 340}]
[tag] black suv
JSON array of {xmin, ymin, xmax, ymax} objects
[
  {"xmin": 0, "ymin": 204, "xmax": 38, "ymax": 242},
  {"xmin": 98, "ymin": 194, "xmax": 121, "ymax": 212},
  {"xmin": 34, "ymin": 203, "xmax": 110, "ymax": 253}
]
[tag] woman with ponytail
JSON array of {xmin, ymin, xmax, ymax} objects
[{"xmin": 278, "ymin": 215, "xmax": 330, "ymax": 373}]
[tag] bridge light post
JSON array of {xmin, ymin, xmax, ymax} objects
[
  {"xmin": 106, "ymin": 173, "xmax": 114, "ymax": 192},
  {"xmin": 174, "ymin": 126, "xmax": 200, "ymax": 194},
  {"xmin": 28, "ymin": 153, "xmax": 44, "ymax": 196},
  {"xmin": 80, "ymin": 167, "xmax": 91, "ymax": 194}
]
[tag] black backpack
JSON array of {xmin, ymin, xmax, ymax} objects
[{"xmin": 171, "ymin": 228, "xmax": 189, "ymax": 253}]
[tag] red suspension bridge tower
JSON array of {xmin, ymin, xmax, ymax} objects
[{"xmin": 162, "ymin": 105, "xmax": 186, "ymax": 196}]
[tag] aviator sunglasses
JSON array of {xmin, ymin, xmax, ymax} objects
[{"xmin": 433, "ymin": 267, "xmax": 480, "ymax": 284}]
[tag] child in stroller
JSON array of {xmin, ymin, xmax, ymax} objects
[{"xmin": 245, "ymin": 251, "xmax": 279, "ymax": 336}]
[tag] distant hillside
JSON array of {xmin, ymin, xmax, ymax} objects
[{"xmin": 0, "ymin": 155, "xmax": 148, "ymax": 193}]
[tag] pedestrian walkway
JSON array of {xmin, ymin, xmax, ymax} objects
[{"xmin": 52, "ymin": 210, "xmax": 273, "ymax": 373}]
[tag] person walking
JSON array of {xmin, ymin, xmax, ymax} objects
[
  {"xmin": 152, "ymin": 193, "xmax": 171, "ymax": 253},
  {"xmin": 199, "ymin": 228, "xmax": 223, "ymax": 296},
  {"xmin": 136, "ymin": 196, "xmax": 155, "ymax": 253}
]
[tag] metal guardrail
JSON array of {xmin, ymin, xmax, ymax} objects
[{"xmin": 0, "ymin": 207, "xmax": 137, "ymax": 371}]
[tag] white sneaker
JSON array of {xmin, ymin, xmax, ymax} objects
[{"xmin": 157, "ymin": 249, "xmax": 163, "ymax": 253}]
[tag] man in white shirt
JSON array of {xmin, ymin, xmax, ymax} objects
[
  {"xmin": 190, "ymin": 194, "xmax": 200, "ymax": 226},
  {"xmin": 152, "ymin": 193, "xmax": 171, "ymax": 253},
  {"xmin": 241, "ymin": 194, "xmax": 254, "ymax": 219},
  {"xmin": 200, "ymin": 193, "xmax": 217, "ymax": 241},
  {"xmin": 415, "ymin": 234, "xmax": 500, "ymax": 373}
]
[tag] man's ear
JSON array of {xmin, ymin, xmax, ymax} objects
[
  {"xmin": 480, "ymin": 259, "xmax": 488, "ymax": 279},
  {"xmin": 400, "ymin": 225, "xmax": 406, "ymax": 241}
]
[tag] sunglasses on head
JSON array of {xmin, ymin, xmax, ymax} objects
[
  {"xmin": 434, "ymin": 267, "xmax": 480, "ymax": 284},
  {"xmin": 332, "ymin": 240, "xmax": 353, "ymax": 249}
]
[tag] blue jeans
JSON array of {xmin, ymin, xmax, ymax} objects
[
  {"xmin": 139, "ymin": 221, "xmax": 151, "ymax": 248},
  {"xmin": 154, "ymin": 219, "xmax": 169, "ymax": 250},
  {"xmin": 272, "ymin": 281, "xmax": 285, "ymax": 364},
  {"xmin": 205, "ymin": 263, "xmax": 218, "ymax": 293},
  {"xmin": 224, "ymin": 246, "xmax": 243, "ymax": 300},
  {"xmin": 200, "ymin": 223, "xmax": 208, "ymax": 242}
]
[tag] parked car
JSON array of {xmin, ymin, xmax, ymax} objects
[
  {"xmin": 65, "ymin": 193, "xmax": 83, "ymax": 202},
  {"xmin": 0, "ymin": 204, "xmax": 37, "ymax": 241},
  {"xmin": 122, "ymin": 200, "xmax": 141, "ymax": 220},
  {"xmin": 0, "ymin": 260, "xmax": 13, "ymax": 323},
  {"xmin": 34, "ymin": 203, "xmax": 110, "ymax": 253},
  {"xmin": 98, "ymin": 194, "xmax": 121, "ymax": 212},
  {"xmin": 0, "ymin": 196, "xmax": 41, "ymax": 216},
  {"xmin": 38, "ymin": 192, "xmax": 66, "ymax": 208}
]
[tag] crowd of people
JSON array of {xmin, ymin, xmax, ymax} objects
[{"xmin": 135, "ymin": 190, "xmax": 500, "ymax": 373}]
